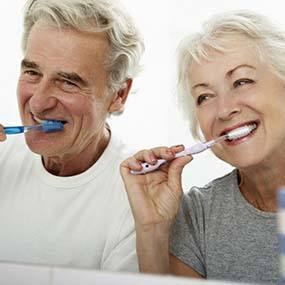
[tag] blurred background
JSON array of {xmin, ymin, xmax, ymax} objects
[{"xmin": 1, "ymin": 0, "xmax": 283, "ymax": 190}]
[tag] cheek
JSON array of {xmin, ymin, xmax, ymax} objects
[
  {"xmin": 60, "ymin": 95, "xmax": 107, "ymax": 122},
  {"xmin": 196, "ymin": 109, "xmax": 216, "ymax": 138},
  {"xmin": 238, "ymin": 90, "xmax": 276, "ymax": 117},
  {"xmin": 17, "ymin": 81, "xmax": 32, "ymax": 110},
  {"xmin": 238, "ymin": 90, "xmax": 262, "ymax": 107}
]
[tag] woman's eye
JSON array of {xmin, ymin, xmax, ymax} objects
[
  {"xmin": 233, "ymin": 78, "xmax": 254, "ymax": 88},
  {"xmin": 197, "ymin": 94, "xmax": 210, "ymax": 105}
]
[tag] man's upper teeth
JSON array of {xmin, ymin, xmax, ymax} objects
[{"xmin": 34, "ymin": 117, "xmax": 44, "ymax": 123}]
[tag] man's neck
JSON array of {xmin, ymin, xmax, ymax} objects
[{"xmin": 42, "ymin": 127, "xmax": 111, "ymax": 177}]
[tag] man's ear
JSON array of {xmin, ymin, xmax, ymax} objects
[{"xmin": 109, "ymin": 78, "xmax": 133, "ymax": 113}]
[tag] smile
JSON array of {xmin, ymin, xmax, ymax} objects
[{"xmin": 220, "ymin": 121, "xmax": 259, "ymax": 145}]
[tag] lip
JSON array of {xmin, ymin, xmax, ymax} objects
[
  {"xmin": 219, "ymin": 120, "xmax": 260, "ymax": 137},
  {"xmin": 30, "ymin": 113, "xmax": 68, "ymax": 125}
]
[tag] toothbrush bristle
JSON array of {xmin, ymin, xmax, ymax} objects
[
  {"xmin": 227, "ymin": 124, "xmax": 256, "ymax": 140},
  {"xmin": 41, "ymin": 120, "xmax": 64, "ymax": 133}
]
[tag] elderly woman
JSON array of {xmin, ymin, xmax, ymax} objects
[{"xmin": 120, "ymin": 10, "xmax": 284, "ymax": 283}]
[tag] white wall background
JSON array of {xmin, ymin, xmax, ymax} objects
[{"xmin": 0, "ymin": 0, "xmax": 284, "ymax": 190}]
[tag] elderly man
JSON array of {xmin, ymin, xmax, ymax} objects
[{"xmin": 0, "ymin": 0, "xmax": 143, "ymax": 272}]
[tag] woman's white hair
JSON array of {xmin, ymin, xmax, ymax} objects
[
  {"xmin": 22, "ymin": 0, "xmax": 144, "ymax": 94},
  {"xmin": 177, "ymin": 10, "xmax": 285, "ymax": 139}
]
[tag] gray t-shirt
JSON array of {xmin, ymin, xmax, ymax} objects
[{"xmin": 170, "ymin": 169, "xmax": 279, "ymax": 284}]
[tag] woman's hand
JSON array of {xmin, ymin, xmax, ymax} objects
[
  {"xmin": 120, "ymin": 145, "xmax": 192, "ymax": 273},
  {"xmin": 120, "ymin": 144, "xmax": 192, "ymax": 230},
  {"xmin": 0, "ymin": 125, "xmax": 7, "ymax": 142}
]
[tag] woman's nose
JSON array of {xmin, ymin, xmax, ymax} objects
[{"xmin": 216, "ymin": 95, "xmax": 241, "ymax": 121}]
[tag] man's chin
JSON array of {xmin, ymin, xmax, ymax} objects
[{"xmin": 24, "ymin": 134, "xmax": 63, "ymax": 157}]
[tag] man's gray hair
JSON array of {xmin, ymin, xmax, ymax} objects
[
  {"xmin": 177, "ymin": 10, "xmax": 285, "ymax": 139},
  {"xmin": 22, "ymin": 0, "xmax": 144, "ymax": 93}
]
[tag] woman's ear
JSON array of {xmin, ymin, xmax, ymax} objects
[{"xmin": 109, "ymin": 78, "xmax": 133, "ymax": 113}]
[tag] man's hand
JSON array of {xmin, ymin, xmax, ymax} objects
[{"xmin": 0, "ymin": 125, "xmax": 7, "ymax": 142}]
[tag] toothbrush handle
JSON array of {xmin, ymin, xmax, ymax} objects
[
  {"xmin": 4, "ymin": 126, "xmax": 25, "ymax": 135},
  {"xmin": 130, "ymin": 159, "xmax": 167, "ymax": 175}
]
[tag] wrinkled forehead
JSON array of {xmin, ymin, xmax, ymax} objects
[{"xmin": 188, "ymin": 34, "xmax": 262, "ymax": 82}]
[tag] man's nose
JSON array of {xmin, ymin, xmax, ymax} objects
[
  {"xmin": 216, "ymin": 94, "xmax": 241, "ymax": 121},
  {"xmin": 29, "ymin": 80, "xmax": 58, "ymax": 115}
]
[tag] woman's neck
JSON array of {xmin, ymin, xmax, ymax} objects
[{"xmin": 239, "ymin": 161, "xmax": 285, "ymax": 212}]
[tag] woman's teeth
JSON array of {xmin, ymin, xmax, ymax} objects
[{"xmin": 227, "ymin": 123, "xmax": 257, "ymax": 141}]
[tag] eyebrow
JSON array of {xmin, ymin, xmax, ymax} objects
[
  {"xmin": 21, "ymin": 59, "xmax": 39, "ymax": 69},
  {"xmin": 191, "ymin": 64, "xmax": 256, "ymax": 91},
  {"xmin": 192, "ymin": 82, "xmax": 210, "ymax": 90},
  {"xmin": 226, "ymin": 64, "xmax": 256, "ymax": 77},
  {"xmin": 21, "ymin": 59, "xmax": 88, "ymax": 87}
]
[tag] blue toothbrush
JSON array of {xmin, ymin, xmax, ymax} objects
[{"xmin": 4, "ymin": 120, "xmax": 64, "ymax": 135}]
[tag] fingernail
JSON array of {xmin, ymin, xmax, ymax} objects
[
  {"xmin": 173, "ymin": 144, "xmax": 183, "ymax": 149},
  {"xmin": 150, "ymin": 154, "xmax": 157, "ymax": 162},
  {"xmin": 129, "ymin": 162, "xmax": 140, "ymax": 168},
  {"xmin": 166, "ymin": 149, "xmax": 174, "ymax": 156}
]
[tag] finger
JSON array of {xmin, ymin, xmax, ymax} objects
[
  {"xmin": 120, "ymin": 157, "xmax": 144, "ymax": 190},
  {"xmin": 120, "ymin": 145, "xmax": 186, "ymax": 178},
  {"xmin": 126, "ymin": 147, "xmax": 176, "ymax": 166},
  {"xmin": 170, "ymin": 144, "xmax": 185, "ymax": 153},
  {"xmin": 121, "ymin": 156, "xmax": 142, "ymax": 171},
  {"xmin": 129, "ymin": 149, "xmax": 158, "ymax": 165},
  {"xmin": 145, "ymin": 146, "xmax": 176, "ymax": 161},
  {"xmin": 120, "ymin": 158, "xmax": 151, "ymax": 218}
]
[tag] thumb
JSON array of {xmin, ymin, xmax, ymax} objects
[
  {"xmin": 167, "ymin": 155, "xmax": 193, "ymax": 192},
  {"xmin": 0, "ymin": 124, "xmax": 7, "ymax": 142}
]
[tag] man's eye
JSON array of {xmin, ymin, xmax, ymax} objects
[
  {"xmin": 197, "ymin": 94, "xmax": 210, "ymax": 105},
  {"xmin": 57, "ymin": 79, "xmax": 80, "ymax": 92},
  {"xmin": 63, "ymin": 80, "xmax": 77, "ymax": 87},
  {"xmin": 21, "ymin": 70, "xmax": 41, "ymax": 82},
  {"xmin": 233, "ymin": 78, "xmax": 254, "ymax": 88},
  {"xmin": 23, "ymin": 70, "xmax": 40, "ymax": 77}
]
